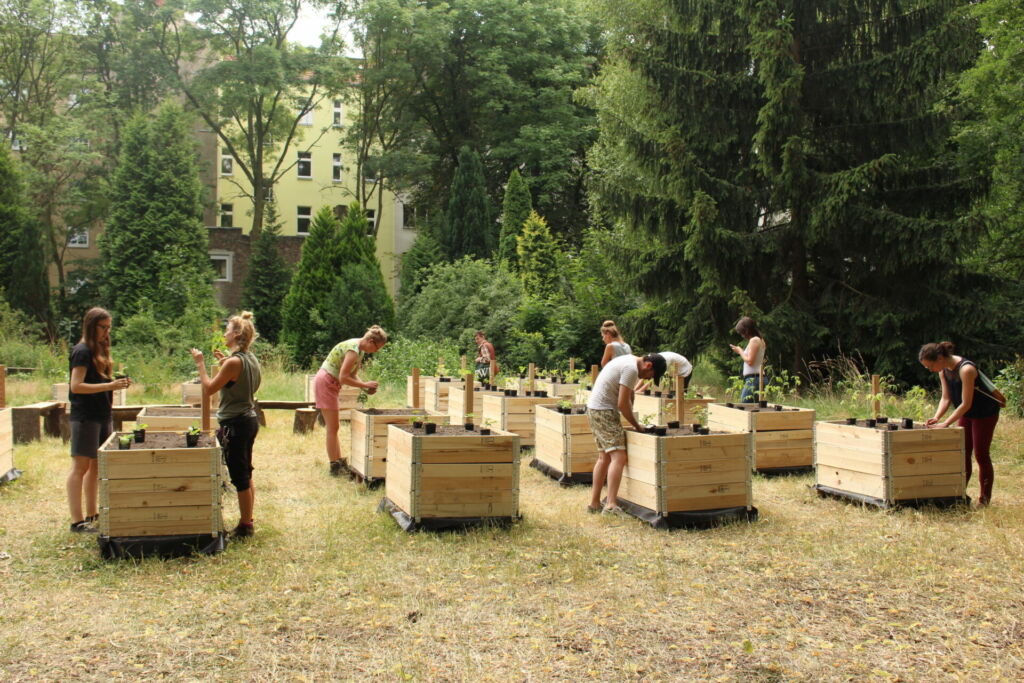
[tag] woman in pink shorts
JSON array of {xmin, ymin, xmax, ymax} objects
[{"xmin": 314, "ymin": 325, "xmax": 389, "ymax": 476}]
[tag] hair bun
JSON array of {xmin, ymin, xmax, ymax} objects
[{"xmin": 240, "ymin": 311, "xmax": 254, "ymax": 320}]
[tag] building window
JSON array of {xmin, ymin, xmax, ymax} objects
[
  {"xmin": 298, "ymin": 107, "xmax": 313, "ymax": 126},
  {"xmin": 67, "ymin": 227, "xmax": 89, "ymax": 248},
  {"xmin": 220, "ymin": 203, "xmax": 233, "ymax": 228},
  {"xmin": 210, "ymin": 251, "xmax": 233, "ymax": 282},
  {"xmin": 333, "ymin": 100, "xmax": 343, "ymax": 127},
  {"xmin": 297, "ymin": 151, "xmax": 312, "ymax": 179},
  {"xmin": 402, "ymin": 205, "xmax": 417, "ymax": 231},
  {"xmin": 332, "ymin": 154, "xmax": 342, "ymax": 182},
  {"xmin": 365, "ymin": 209, "xmax": 376, "ymax": 234},
  {"xmin": 297, "ymin": 206, "xmax": 311, "ymax": 234},
  {"xmin": 220, "ymin": 148, "xmax": 233, "ymax": 175}
]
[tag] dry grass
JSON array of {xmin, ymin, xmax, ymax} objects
[{"xmin": 1, "ymin": 402, "xmax": 1023, "ymax": 681}]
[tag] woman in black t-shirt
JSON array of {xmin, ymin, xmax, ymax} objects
[
  {"xmin": 66, "ymin": 307, "xmax": 130, "ymax": 532},
  {"xmin": 919, "ymin": 341, "xmax": 1002, "ymax": 506}
]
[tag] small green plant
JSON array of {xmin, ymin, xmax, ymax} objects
[
  {"xmin": 640, "ymin": 413, "xmax": 657, "ymax": 427},
  {"xmin": 118, "ymin": 434, "xmax": 132, "ymax": 445},
  {"xmin": 901, "ymin": 386, "xmax": 936, "ymax": 422},
  {"xmin": 357, "ymin": 391, "xmax": 369, "ymax": 405},
  {"xmin": 558, "ymin": 399, "xmax": 572, "ymax": 410},
  {"xmin": 187, "ymin": 424, "xmax": 202, "ymax": 436},
  {"xmin": 482, "ymin": 418, "xmax": 495, "ymax": 429},
  {"xmin": 465, "ymin": 412, "xmax": 475, "ymax": 422},
  {"xmin": 504, "ymin": 376, "xmax": 519, "ymax": 390},
  {"xmin": 135, "ymin": 423, "xmax": 148, "ymax": 431},
  {"xmin": 995, "ymin": 356, "xmax": 1024, "ymax": 417},
  {"xmin": 691, "ymin": 405, "xmax": 707, "ymax": 425}
]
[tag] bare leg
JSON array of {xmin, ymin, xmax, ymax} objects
[
  {"xmin": 605, "ymin": 449, "xmax": 628, "ymax": 507},
  {"xmin": 323, "ymin": 408, "xmax": 341, "ymax": 463},
  {"xmin": 590, "ymin": 451, "xmax": 610, "ymax": 509},
  {"xmin": 84, "ymin": 459, "xmax": 99, "ymax": 518},
  {"xmin": 238, "ymin": 487, "xmax": 255, "ymax": 525},
  {"xmin": 66, "ymin": 456, "xmax": 92, "ymax": 523}
]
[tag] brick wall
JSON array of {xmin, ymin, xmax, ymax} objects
[{"xmin": 207, "ymin": 227, "xmax": 306, "ymax": 311}]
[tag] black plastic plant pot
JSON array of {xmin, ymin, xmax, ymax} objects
[
  {"xmin": 865, "ymin": 419, "xmax": 876, "ymax": 428},
  {"xmin": 575, "ymin": 407, "xmax": 585, "ymax": 414},
  {"xmin": 654, "ymin": 426, "xmax": 667, "ymax": 436},
  {"xmin": 519, "ymin": 374, "xmax": 526, "ymax": 379},
  {"xmin": 480, "ymin": 428, "xmax": 491, "ymax": 435},
  {"xmin": 845, "ymin": 417, "xmax": 857, "ymax": 426},
  {"xmin": 667, "ymin": 421, "xmax": 680, "ymax": 429},
  {"xmin": 654, "ymin": 391, "xmax": 663, "ymax": 398},
  {"xmin": 118, "ymin": 439, "xmax": 131, "ymax": 450},
  {"xmin": 539, "ymin": 391, "xmax": 548, "ymax": 398},
  {"xmin": 133, "ymin": 429, "xmax": 145, "ymax": 443},
  {"xmin": 773, "ymin": 404, "xmax": 783, "ymax": 411},
  {"xmin": 643, "ymin": 390, "xmax": 652, "ymax": 396},
  {"xmin": 692, "ymin": 423, "xmax": 701, "ymax": 431},
  {"xmin": 439, "ymin": 377, "xmax": 450, "ymax": 383},
  {"xmin": 695, "ymin": 393, "xmax": 704, "ymax": 398},
  {"xmin": 758, "ymin": 400, "xmax": 768, "ymax": 408},
  {"xmin": 464, "ymin": 423, "xmax": 475, "ymax": 431},
  {"xmin": 510, "ymin": 390, "xmax": 518, "ymax": 397},
  {"xmin": 645, "ymin": 425, "xmax": 657, "ymax": 434},
  {"xmin": 424, "ymin": 423, "xmax": 437, "ymax": 434},
  {"xmin": 699, "ymin": 427, "xmax": 710, "ymax": 435},
  {"xmin": 559, "ymin": 407, "xmax": 571, "ymax": 414},
  {"xmin": 412, "ymin": 421, "xmax": 423, "ymax": 429},
  {"xmin": 525, "ymin": 391, "xmax": 533, "ymax": 397},
  {"xmin": 503, "ymin": 389, "xmax": 510, "ymax": 396},
  {"xmin": 185, "ymin": 433, "xmax": 200, "ymax": 447},
  {"xmin": 888, "ymin": 424, "xmax": 899, "ymax": 431},
  {"xmin": 877, "ymin": 416, "xmax": 888, "ymax": 424},
  {"xmin": 726, "ymin": 402, "xmax": 734, "ymax": 408},
  {"xmin": 668, "ymin": 391, "xmax": 676, "ymax": 399},
  {"xmin": 903, "ymin": 418, "xmax": 914, "ymax": 429}
]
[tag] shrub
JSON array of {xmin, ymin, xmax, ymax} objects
[
  {"xmin": 995, "ymin": 356, "xmax": 1024, "ymax": 418},
  {"xmin": 362, "ymin": 335, "xmax": 462, "ymax": 389}
]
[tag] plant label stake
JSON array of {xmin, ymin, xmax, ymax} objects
[
  {"xmin": 528, "ymin": 363, "xmax": 536, "ymax": 394},
  {"xmin": 872, "ymin": 374, "xmax": 881, "ymax": 417},
  {"xmin": 490, "ymin": 359, "xmax": 497, "ymax": 385},
  {"xmin": 675, "ymin": 375, "xmax": 686, "ymax": 423},
  {"xmin": 463, "ymin": 371, "xmax": 474, "ymax": 425},
  {"xmin": 412, "ymin": 367, "xmax": 421, "ymax": 410}
]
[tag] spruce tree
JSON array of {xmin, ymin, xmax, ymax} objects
[
  {"xmin": 330, "ymin": 203, "xmax": 395, "ymax": 336},
  {"xmin": 516, "ymin": 211, "xmax": 559, "ymax": 298},
  {"xmin": 281, "ymin": 206, "xmax": 341, "ymax": 366},
  {"xmin": 99, "ymin": 103, "xmax": 215, "ymax": 323},
  {"xmin": 439, "ymin": 147, "xmax": 494, "ymax": 260},
  {"xmin": 590, "ymin": 0, "xmax": 984, "ymax": 377},
  {"xmin": 399, "ymin": 230, "xmax": 444, "ymax": 300},
  {"xmin": 498, "ymin": 169, "xmax": 532, "ymax": 268},
  {"xmin": 241, "ymin": 201, "xmax": 292, "ymax": 344}
]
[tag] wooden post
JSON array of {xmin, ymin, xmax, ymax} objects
[
  {"xmin": 527, "ymin": 363, "xmax": 536, "ymax": 394},
  {"xmin": 490, "ymin": 359, "xmax": 498, "ymax": 386},
  {"xmin": 0, "ymin": 364, "xmax": 5, "ymax": 409},
  {"xmin": 568, "ymin": 358, "xmax": 575, "ymax": 374},
  {"xmin": 202, "ymin": 363, "xmax": 219, "ymax": 432},
  {"xmin": 872, "ymin": 374, "xmax": 881, "ymax": 417},
  {"xmin": 675, "ymin": 375, "xmax": 686, "ymax": 423},
  {"xmin": 758, "ymin": 367, "xmax": 764, "ymax": 402},
  {"xmin": 590, "ymin": 364, "xmax": 599, "ymax": 387},
  {"xmin": 411, "ymin": 367, "xmax": 421, "ymax": 409},
  {"xmin": 460, "ymin": 355, "xmax": 467, "ymax": 373},
  {"xmin": 463, "ymin": 371, "xmax": 474, "ymax": 424}
]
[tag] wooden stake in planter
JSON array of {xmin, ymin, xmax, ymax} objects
[
  {"xmin": 527, "ymin": 363, "xmax": 536, "ymax": 394},
  {"xmin": 0, "ymin": 365, "xmax": 5, "ymax": 409},
  {"xmin": 463, "ymin": 372, "xmax": 474, "ymax": 424},
  {"xmin": 872, "ymin": 374, "xmax": 881, "ymax": 417},
  {"xmin": 460, "ymin": 355, "xmax": 467, "ymax": 373},
  {"xmin": 675, "ymin": 376, "xmax": 686, "ymax": 423},
  {"xmin": 201, "ymin": 363, "xmax": 219, "ymax": 432},
  {"xmin": 411, "ymin": 368, "xmax": 421, "ymax": 410},
  {"xmin": 591, "ymin": 364, "xmax": 599, "ymax": 387},
  {"xmin": 569, "ymin": 358, "xmax": 575, "ymax": 374},
  {"xmin": 758, "ymin": 367, "xmax": 764, "ymax": 402}
]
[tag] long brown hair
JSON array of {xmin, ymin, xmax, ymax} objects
[
  {"xmin": 80, "ymin": 307, "xmax": 113, "ymax": 378},
  {"xmin": 734, "ymin": 316, "xmax": 761, "ymax": 340}
]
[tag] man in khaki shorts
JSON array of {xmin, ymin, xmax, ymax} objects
[{"xmin": 586, "ymin": 352, "xmax": 666, "ymax": 514}]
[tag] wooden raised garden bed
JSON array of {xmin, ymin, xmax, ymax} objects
[
  {"xmin": 53, "ymin": 382, "xmax": 126, "ymax": 406},
  {"xmin": 617, "ymin": 427, "xmax": 756, "ymax": 529},
  {"xmin": 423, "ymin": 376, "xmax": 458, "ymax": 413},
  {"xmin": 135, "ymin": 405, "xmax": 203, "ymax": 431},
  {"xmin": 406, "ymin": 374, "xmax": 433, "ymax": 409},
  {"xmin": 814, "ymin": 419, "xmax": 967, "ymax": 508},
  {"xmin": 349, "ymin": 408, "xmax": 450, "ymax": 486},
  {"xmin": 633, "ymin": 391, "xmax": 715, "ymax": 426},
  {"xmin": 480, "ymin": 393, "xmax": 551, "ymax": 447},
  {"xmin": 707, "ymin": 402, "xmax": 815, "ymax": 474},
  {"xmin": 446, "ymin": 385, "xmax": 504, "ymax": 423},
  {"xmin": 531, "ymin": 404, "xmax": 601, "ymax": 485},
  {"xmin": 97, "ymin": 430, "xmax": 226, "ymax": 557},
  {"xmin": 304, "ymin": 374, "xmax": 360, "ymax": 420},
  {"xmin": 533, "ymin": 378, "xmax": 582, "ymax": 399},
  {"xmin": 381, "ymin": 424, "xmax": 521, "ymax": 531},
  {"xmin": 0, "ymin": 407, "xmax": 17, "ymax": 484}
]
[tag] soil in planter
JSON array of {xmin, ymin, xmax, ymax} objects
[
  {"xmin": 107, "ymin": 431, "xmax": 217, "ymax": 450},
  {"xmin": 655, "ymin": 426, "xmax": 725, "ymax": 437},
  {"xmin": 394, "ymin": 424, "xmax": 501, "ymax": 436},
  {"xmin": 725, "ymin": 404, "xmax": 799, "ymax": 413},
  {"xmin": 829, "ymin": 419, "xmax": 927, "ymax": 430},
  {"xmin": 358, "ymin": 408, "xmax": 426, "ymax": 416},
  {"xmin": 141, "ymin": 407, "xmax": 202, "ymax": 417}
]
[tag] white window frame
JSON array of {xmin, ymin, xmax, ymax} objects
[
  {"xmin": 365, "ymin": 208, "xmax": 377, "ymax": 234},
  {"xmin": 297, "ymin": 206, "xmax": 312, "ymax": 234},
  {"xmin": 298, "ymin": 107, "xmax": 313, "ymax": 126},
  {"xmin": 210, "ymin": 250, "xmax": 233, "ymax": 282},
  {"xmin": 220, "ymin": 203, "xmax": 234, "ymax": 228},
  {"xmin": 332, "ymin": 153, "xmax": 342, "ymax": 182},
  {"xmin": 297, "ymin": 151, "xmax": 312, "ymax": 179},
  {"xmin": 220, "ymin": 148, "xmax": 233, "ymax": 176},
  {"xmin": 333, "ymin": 100, "xmax": 343, "ymax": 127},
  {"xmin": 67, "ymin": 227, "xmax": 89, "ymax": 248}
]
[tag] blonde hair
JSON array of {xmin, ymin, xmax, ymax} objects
[
  {"xmin": 363, "ymin": 325, "xmax": 389, "ymax": 346},
  {"xmin": 228, "ymin": 311, "xmax": 258, "ymax": 351},
  {"xmin": 600, "ymin": 320, "xmax": 622, "ymax": 341}
]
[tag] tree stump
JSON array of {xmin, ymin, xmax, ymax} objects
[{"xmin": 294, "ymin": 408, "xmax": 319, "ymax": 434}]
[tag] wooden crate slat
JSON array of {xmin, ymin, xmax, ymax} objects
[
  {"xmin": 755, "ymin": 449, "xmax": 814, "ymax": 469},
  {"xmin": 662, "ymin": 485, "xmax": 750, "ymax": 511},
  {"xmin": 617, "ymin": 476, "xmax": 659, "ymax": 510},
  {"xmin": 816, "ymin": 464, "xmax": 888, "ymax": 499},
  {"xmin": 104, "ymin": 518, "xmax": 221, "ymax": 537},
  {"xmin": 0, "ymin": 408, "xmax": 12, "ymax": 474},
  {"xmin": 887, "ymin": 428, "xmax": 963, "ymax": 454},
  {"xmin": 889, "ymin": 450, "xmax": 965, "ymax": 477},
  {"xmin": 414, "ymin": 502, "xmax": 517, "ymax": 518},
  {"xmin": 890, "ymin": 473, "xmax": 965, "ymax": 500},
  {"xmin": 415, "ymin": 489, "xmax": 517, "ymax": 504},
  {"xmin": 104, "ymin": 489, "xmax": 218, "ymax": 509}
]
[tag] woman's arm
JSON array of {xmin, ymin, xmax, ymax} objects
[
  {"xmin": 339, "ymin": 350, "xmax": 379, "ymax": 394},
  {"xmin": 190, "ymin": 350, "xmax": 241, "ymax": 393},
  {"xmin": 733, "ymin": 337, "xmax": 762, "ymax": 364},
  {"xmin": 600, "ymin": 344, "xmax": 614, "ymax": 368},
  {"xmin": 926, "ymin": 371, "xmax": 951, "ymax": 425},
  {"xmin": 933, "ymin": 365, "xmax": 976, "ymax": 428},
  {"xmin": 70, "ymin": 366, "xmax": 127, "ymax": 394}
]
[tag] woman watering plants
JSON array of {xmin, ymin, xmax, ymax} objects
[
  {"xmin": 599, "ymin": 320, "xmax": 632, "ymax": 367},
  {"xmin": 314, "ymin": 325, "xmax": 388, "ymax": 477},
  {"xmin": 190, "ymin": 312, "xmax": 262, "ymax": 538},
  {"xmin": 919, "ymin": 341, "xmax": 1003, "ymax": 507},
  {"xmin": 729, "ymin": 317, "xmax": 765, "ymax": 403},
  {"xmin": 67, "ymin": 307, "xmax": 131, "ymax": 533}
]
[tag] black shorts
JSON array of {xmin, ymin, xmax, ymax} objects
[
  {"xmin": 218, "ymin": 415, "xmax": 260, "ymax": 492},
  {"xmin": 70, "ymin": 419, "xmax": 113, "ymax": 458}
]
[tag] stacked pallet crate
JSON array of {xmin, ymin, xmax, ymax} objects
[{"xmin": 708, "ymin": 403, "xmax": 815, "ymax": 473}]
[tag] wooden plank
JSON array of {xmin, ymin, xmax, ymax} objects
[
  {"xmin": 104, "ymin": 489, "xmax": 217, "ymax": 508},
  {"xmin": 104, "ymin": 518, "xmax": 221, "ymax": 537},
  {"xmin": 618, "ymin": 476, "xmax": 660, "ymax": 510},
  {"xmin": 415, "ymin": 502, "xmax": 517, "ymax": 518},
  {"xmin": 0, "ymin": 407, "xmax": 12, "ymax": 474},
  {"xmin": 105, "ymin": 504, "xmax": 217, "ymax": 523},
  {"xmin": 751, "ymin": 408, "xmax": 815, "ymax": 431},
  {"xmin": 662, "ymin": 484, "xmax": 749, "ymax": 512},
  {"xmin": 755, "ymin": 449, "xmax": 813, "ymax": 469},
  {"xmin": 814, "ymin": 446, "xmax": 886, "ymax": 475},
  {"xmin": 814, "ymin": 422, "xmax": 887, "ymax": 453},
  {"xmin": 891, "ymin": 473, "xmax": 965, "ymax": 500},
  {"xmin": 102, "ymin": 476, "xmax": 214, "ymax": 494},
  {"xmin": 887, "ymin": 428, "xmax": 963, "ymax": 454},
  {"xmin": 707, "ymin": 404, "xmax": 752, "ymax": 433},
  {"xmin": 415, "ymin": 489, "xmax": 516, "ymax": 504},
  {"xmin": 419, "ymin": 462, "xmax": 515, "ymax": 479},
  {"xmin": 815, "ymin": 465, "xmax": 886, "ymax": 499},
  {"xmin": 888, "ymin": 450, "xmax": 964, "ymax": 477}
]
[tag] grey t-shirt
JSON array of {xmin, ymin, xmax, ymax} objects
[
  {"xmin": 659, "ymin": 351, "xmax": 692, "ymax": 378},
  {"xmin": 587, "ymin": 354, "xmax": 638, "ymax": 411}
]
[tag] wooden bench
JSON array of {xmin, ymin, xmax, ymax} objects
[{"xmin": 11, "ymin": 401, "xmax": 69, "ymax": 443}]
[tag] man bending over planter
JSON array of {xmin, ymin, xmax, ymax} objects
[{"xmin": 587, "ymin": 353, "xmax": 666, "ymax": 514}]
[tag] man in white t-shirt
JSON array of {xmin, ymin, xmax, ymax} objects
[
  {"xmin": 636, "ymin": 351, "xmax": 692, "ymax": 393},
  {"xmin": 586, "ymin": 353, "xmax": 667, "ymax": 514}
]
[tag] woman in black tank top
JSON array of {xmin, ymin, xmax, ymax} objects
[{"xmin": 919, "ymin": 341, "xmax": 1001, "ymax": 505}]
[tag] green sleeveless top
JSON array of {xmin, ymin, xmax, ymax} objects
[
  {"xmin": 320, "ymin": 338, "xmax": 363, "ymax": 378},
  {"xmin": 217, "ymin": 350, "xmax": 262, "ymax": 421}
]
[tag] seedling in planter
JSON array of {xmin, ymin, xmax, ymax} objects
[
  {"xmin": 118, "ymin": 434, "xmax": 132, "ymax": 450},
  {"xmin": 185, "ymin": 424, "xmax": 202, "ymax": 447},
  {"xmin": 464, "ymin": 413, "xmax": 475, "ymax": 430},
  {"xmin": 481, "ymin": 418, "xmax": 495, "ymax": 435},
  {"xmin": 640, "ymin": 414, "xmax": 658, "ymax": 432},
  {"xmin": 133, "ymin": 423, "xmax": 148, "ymax": 443},
  {"xmin": 357, "ymin": 391, "xmax": 369, "ymax": 406},
  {"xmin": 423, "ymin": 416, "xmax": 437, "ymax": 434},
  {"xmin": 557, "ymin": 400, "xmax": 573, "ymax": 414},
  {"xmin": 409, "ymin": 415, "xmax": 424, "ymax": 429}
]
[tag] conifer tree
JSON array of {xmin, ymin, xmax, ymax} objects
[
  {"xmin": 281, "ymin": 206, "xmax": 341, "ymax": 366},
  {"xmin": 439, "ymin": 147, "xmax": 494, "ymax": 260},
  {"xmin": 241, "ymin": 201, "xmax": 291, "ymax": 344},
  {"xmin": 326, "ymin": 203, "xmax": 395, "ymax": 337},
  {"xmin": 99, "ymin": 103, "xmax": 215, "ymax": 323},
  {"xmin": 399, "ymin": 230, "xmax": 444, "ymax": 300},
  {"xmin": 0, "ymin": 144, "xmax": 49, "ymax": 326},
  {"xmin": 498, "ymin": 169, "xmax": 532, "ymax": 268},
  {"xmin": 589, "ymin": 0, "xmax": 984, "ymax": 377},
  {"xmin": 516, "ymin": 211, "xmax": 559, "ymax": 298}
]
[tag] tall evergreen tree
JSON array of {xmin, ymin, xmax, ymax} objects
[
  {"xmin": 516, "ymin": 211, "xmax": 559, "ymax": 298},
  {"xmin": 439, "ymin": 147, "xmax": 494, "ymax": 260},
  {"xmin": 325, "ymin": 203, "xmax": 396, "ymax": 339},
  {"xmin": 589, "ymin": 0, "xmax": 987, "ymax": 377},
  {"xmin": 399, "ymin": 230, "xmax": 444, "ymax": 300},
  {"xmin": 498, "ymin": 169, "xmax": 532, "ymax": 268},
  {"xmin": 99, "ymin": 103, "xmax": 215, "ymax": 323},
  {"xmin": 241, "ymin": 201, "xmax": 291, "ymax": 344},
  {"xmin": 0, "ymin": 143, "xmax": 48, "ymax": 325},
  {"xmin": 281, "ymin": 206, "xmax": 341, "ymax": 366}
]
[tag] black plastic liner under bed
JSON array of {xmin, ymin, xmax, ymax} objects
[
  {"xmin": 755, "ymin": 465, "xmax": 813, "ymax": 477},
  {"xmin": 616, "ymin": 497, "xmax": 758, "ymax": 530},
  {"xmin": 813, "ymin": 484, "xmax": 970, "ymax": 510},
  {"xmin": 529, "ymin": 458, "xmax": 592, "ymax": 486},
  {"xmin": 378, "ymin": 497, "xmax": 518, "ymax": 532},
  {"xmin": 1, "ymin": 467, "xmax": 22, "ymax": 485},
  {"xmin": 99, "ymin": 532, "xmax": 228, "ymax": 559},
  {"xmin": 340, "ymin": 461, "xmax": 384, "ymax": 489}
]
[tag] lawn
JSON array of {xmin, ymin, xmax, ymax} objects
[{"xmin": 0, "ymin": 382, "xmax": 1022, "ymax": 681}]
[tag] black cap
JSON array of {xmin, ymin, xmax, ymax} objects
[{"xmin": 643, "ymin": 353, "xmax": 667, "ymax": 385}]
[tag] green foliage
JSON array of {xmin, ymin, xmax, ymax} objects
[
  {"xmin": 995, "ymin": 357, "xmax": 1024, "ymax": 418},
  {"xmin": 326, "ymin": 203, "xmax": 395, "ymax": 342},
  {"xmin": 362, "ymin": 335, "xmax": 462, "ymax": 388},
  {"xmin": 99, "ymin": 103, "xmax": 217, "ymax": 325},
  {"xmin": 516, "ymin": 211, "xmax": 559, "ymax": 298},
  {"xmin": 0, "ymin": 144, "xmax": 48, "ymax": 325},
  {"xmin": 498, "ymin": 169, "xmax": 532, "ymax": 267},
  {"xmin": 440, "ymin": 147, "xmax": 494, "ymax": 260},
  {"xmin": 241, "ymin": 202, "xmax": 292, "ymax": 344},
  {"xmin": 399, "ymin": 230, "xmax": 444, "ymax": 299}
]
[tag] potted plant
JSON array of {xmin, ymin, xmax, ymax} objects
[
  {"xmin": 423, "ymin": 417, "xmax": 437, "ymax": 435},
  {"xmin": 409, "ymin": 415, "xmax": 424, "ymax": 429},
  {"xmin": 464, "ymin": 413, "xmax": 475, "ymax": 431},
  {"xmin": 133, "ymin": 423, "xmax": 148, "ymax": 443},
  {"xmin": 557, "ymin": 399, "xmax": 573, "ymax": 415},
  {"xmin": 185, "ymin": 424, "xmax": 202, "ymax": 447},
  {"xmin": 118, "ymin": 434, "xmax": 132, "ymax": 450},
  {"xmin": 480, "ymin": 418, "xmax": 495, "ymax": 436}
]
